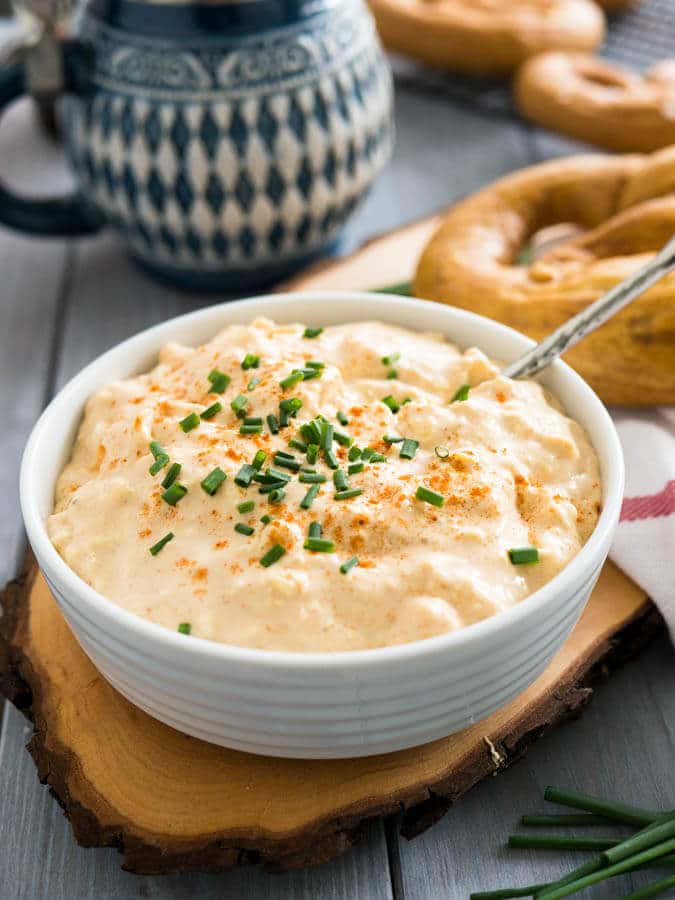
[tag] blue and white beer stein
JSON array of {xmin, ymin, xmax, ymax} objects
[{"xmin": 0, "ymin": 0, "xmax": 393, "ymax": 290}]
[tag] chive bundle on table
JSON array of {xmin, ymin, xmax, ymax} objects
[{"xmin": 471, "ymin": 786, "xmax": 675, "ymax": 900}]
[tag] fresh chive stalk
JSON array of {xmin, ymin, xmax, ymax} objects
[
  {"xmin": 507, "ymin": 835, "xmax": 618, "ymax": 851},
  {"xmin": 543, "ymin": 787, "xmax": 658, "ymax": 828},
  {"xmin": 521, "ymin": 814, "xmax": 613, "ymax": 828}
]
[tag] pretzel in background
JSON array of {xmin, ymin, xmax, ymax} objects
[{"xmin": 516, "ymin": 53, "xmax": 675, "ymax": 152}]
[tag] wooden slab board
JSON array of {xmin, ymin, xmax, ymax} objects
[{"xmin": 0, "ymin": 216, "xmax": 663, "ymax": 875}]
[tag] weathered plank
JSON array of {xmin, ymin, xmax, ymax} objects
[
  {"xmin": 0, "ymin": 98, "xmax": 70, "ymax": 584},
  {"xmin": 397, "ymin": 634, "xmax": 675, "ymax": 899}
]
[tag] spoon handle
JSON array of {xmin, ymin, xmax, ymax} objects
[{"xmin": 503, "ymin": 235, "xmax": 675, "ymax": 381}]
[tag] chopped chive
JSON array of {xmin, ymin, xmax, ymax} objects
[
  {"xmin": 201, "ymin": 467, "xmax": 227, "ymax": 495},
  {"xmin": 340, "ymin": 556, "xmax": 359, "ymax": 574},
  {"xmin": 150, "ymin": 440, "xmax": 168, "ymax": 459},
  {"xmin": 266, "ymin": 414, "xmax": 280, "ymax": 435},
  {"xmin": 252, "ymin": 449, "xmax": 267, "ymax": 470},
  {"xmin": 279, "ymin": 408, "xmax": 291, "ymax": 428},
  {"xmin": 348, "ymin": 462, "xmax": 365, "ymax": 475},
  {"xmin": 306, "ymin": 443, "xmax": 319, "ymax": 464},
  {"xmin": 348, "ymin": 445, "xmax": 362, "ymax": 461},
  {"xmin": 303, "ymin": 326, "xmax": 323, "ymax": 338},
  {"xmin": 298, "ymin": 366, "xmax": 321, "ymax": 380},
  {"xmin": 367, "ymin": 451, "xmax": 387, "ymax": 463},
  {"xmin": 273, "ymin": 453, "xmax": 301, "ymax": 472},
  {"xmin": 234, "ymin": 463, "xmax": 256, "ymax": 488},
  {"xmin": 266, "ymin": 467, "xmax": 292, "ymax": 483},
  {"xmin": 416, "ymin": 485, "xmax": 444, "ymax": 507},
  {"xmin": 382, "ymin": 395, "xmax": 400, "ymax": 414},
  {"xmin": 238, "ymin": 500, "xmax": 255, "ymax": 514},
  {"xmin": 280, "ymin": 370, "xmax": 304, "ymax": 390},
  {"xmin": 304, "ymin": 537, "xmax": 335, "ymax": 552},
  {"xmin": 260, "ymin": 544, "xmax": 286, "ymax": 567},
  {"xmin": 274, "ymin": 450, "xmax": 296, "ymax": 459},
  {"xmin": 200, "ymin": 401, "xmax": 222, "ymax": 420},
  {"xmin": 386, "ymin": 369, "xmax": 398, "ymax": 379},
  {"xmin": 382, "ymin": 351, "xmax": 400, "ymax": 366},
  {"xmin": 306, "ymin": 360, "xmax": 325, "ymax": 370},
  {"xmin": 149, "ymin": 453, "xmax": 170, "ymax": 476},
  {"xmin": 179, "ymin": 412, "xmax": 200, "ymax": 433},
  {"xmin": 361, "ymin": 447, "xmax": 375, "ymax": 461},
  {"xmin": 239, "ymin": 423, "xmax": 262, "ymax": 434},
  {"xmin": 260, "ymin": 514, "xmax": 272, "ymax": 525},
  {"xmin": 300, "ymin": 466, "xmax": 317, "ymax": 473},
  {"xmin": 319, "ymin": 421, "xmax": 334, "ymax": 451},
  {"xmin": 334, "ymin": 431, "xmax": 353, "ymax": 447},
  {"xmin": 300, "ymin": 422, "xmax": 321, "ymax": 445},
  {"xmin": 161, "ymin": 462, "xmax": 182, "ymax": 489},
  {"xmin": 333, "ymin": 469, "xmax": 349, "ymax": 491},
  {"xmin": 208, "ymin": 369, "xmax": 231, "ymax": 393},
  {"xmin": 258, "ymin": 481, "xmax": 288, "ymax": 494},
  {"xmin": 334, "ymin": 488, "xmax": 363, "ymax": 500},
  {"xmin": 508, "ymin": 546, "xmax": 539, "ymax": 565},
  {"xmin": 400, "ymin": 439, "xmax": 419, "ymax": 460},
  {"xmin": 288, "ymin": 438, "xmax": 308, "ymax": 453},
  {"xmin": 324, "ymin": 448, "xmax": 339, "ymax": 470},
  {"xmin": 308, "ymin": 521, "xmax": 322, "ymax": 539},
  {"xmin": 299, "ymin": 472, "xmax": 327, "ymax": 483},
  {"xmin": 241, "ymin": 352, "xmax": 260, "ymax": 370},
  {"xmin": 435, "ymin": 445, "xmax": 449, "ymax": 459},
  {"xmin": 300, "ymin": 483, "xmax": 321, "ymax": 509},
  {"xmin": 452, "ymin": 383, "xmax": 470, "ymax": 402},
  {"xmin": 243, "ymin": 416, "xmax": 263, "ymax": 426},
  {"xmin": 162, "ymin": 482, "xmax": 188, "ymax": 506},
  {"xmin": 280, "ymin": 397, "xmax": 303, "ymax": 417},
  {"xmin": 177, "ymin": 622, "xmax": 191, "ymax": 635},
  {"xmin": 149, "ymin": 532, "xmax": 174, "ymax": 556},
  {"xmin": 247, "ymin": 376, "xmax": 261, "ymax": 391},
  {"xmin": 234, "ymin": 522, "xmax": 255, "ymax": 536},
  {"xmin": 268, "ymin": 487, "xmax": 286, "ymax": 504},
  {"xmin": 337, "ymin": 411, "xmax": 349, "ymax": 426},
  {"xmin": 383, "ymin": 435, "xmax": 403, "ymax": 443},
  {"xmin": 230, "ymin": 394, "xmax": 248, "ymax": 416}
]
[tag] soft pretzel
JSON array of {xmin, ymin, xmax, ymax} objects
[
  {"xmin": 515, "ymin": 53, "xmax": 675, "ymax": 152},
  {"xmin": 414, "ymin": 149, "xmax": 675, "ymax": 406},
  {"xmin": 368, "ymin": 0, "xmax": 605, "ymax": 75}
]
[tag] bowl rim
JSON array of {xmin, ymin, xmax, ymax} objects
[{"xmin": 20, "ymin": 291, "xmax": 624, "ymax": 670}]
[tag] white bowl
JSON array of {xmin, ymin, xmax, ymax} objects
[{"xmin": 20, "ymin": 292, "xmax": 624, "ymax": 759}]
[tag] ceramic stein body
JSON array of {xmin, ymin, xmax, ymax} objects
[{"xmin": 0, "ymin": 0, "xmax": 393, "ymax": 290}]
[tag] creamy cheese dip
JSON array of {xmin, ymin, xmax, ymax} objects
[{"xmin": 48, "ymin": 319, "xmax": 601, "ymax": 652}]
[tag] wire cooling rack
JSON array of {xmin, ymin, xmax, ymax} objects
[{"xmin": 391, "ymin": 0, "xmax": 675, "ymax": 118}]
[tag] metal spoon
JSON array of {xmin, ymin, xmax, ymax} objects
[{"xmin": 503, "ymin": 235, "xmax": 675, "ymax": 380}]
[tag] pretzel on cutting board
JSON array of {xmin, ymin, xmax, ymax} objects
[{"xmin": 415, "ymin": 149, "xmax": 675, "ymax": 406}]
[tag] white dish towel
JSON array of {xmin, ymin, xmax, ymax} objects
[{"xmin": 610, "ymin": 407, "xmax": 675, "ymax": 641}]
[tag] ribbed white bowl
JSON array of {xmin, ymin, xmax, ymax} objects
[{"xmin": 21, "ymin": 292, "xmax": 624, "ymax": 758}]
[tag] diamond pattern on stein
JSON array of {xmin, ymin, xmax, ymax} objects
[{"xmin": 67, "ymin": 46, "xmax": 392, "ymax": 271}]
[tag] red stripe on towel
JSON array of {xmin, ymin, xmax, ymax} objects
[{"xmin": 620, "ymin": 479, "xmax": 675, "ymax": 522}]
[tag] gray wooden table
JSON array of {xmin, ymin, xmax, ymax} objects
[{"xmin": 1, "ymin": 54, "xmax": 674, "ymax": 900}]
